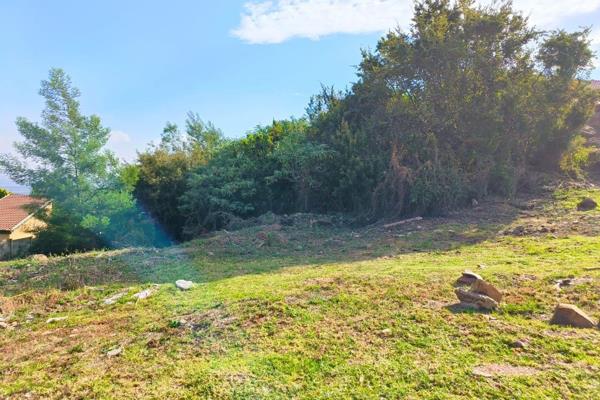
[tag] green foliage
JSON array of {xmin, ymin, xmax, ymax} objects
[
  {"xmin": 175, "ymin": 1, "xmax": 597, "ymax": 234},
  {"xmin": 134, "ymin": 113, "xmax": 225, "ymax": 241},
  {"xmin": 180, "ymin": 119, "xmax": 314, "ymax": 234},
  {"xmin": 560, "ymin": 135, "xmax": 597, "ymax": 178},
  {"xmin": 303, "ymin": 0, "xmax": 597, "ymax": 218},
  {"xmin": 0, "ymin": 68, "xmax": 156, "ymax": 253},
  {"xmin": 0, "ymin": 188, "xmax": 9, "ymax": 199}
]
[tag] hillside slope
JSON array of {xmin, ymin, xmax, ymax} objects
[{"xmin": 1, "ymin": 184, "xmax": 600, "ymax": 399}]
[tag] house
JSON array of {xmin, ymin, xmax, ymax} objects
[{"xmin": 0, "ymin": 194, "xmax": 51, "ymax": 260}]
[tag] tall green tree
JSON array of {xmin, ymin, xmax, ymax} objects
[
  {"xmin": 134, "ymin": 113, "xmax": 225, "ymax": 241},
  {"xmin": 0, "ymin": 68, "xmax": 153, "ymax": 252}
]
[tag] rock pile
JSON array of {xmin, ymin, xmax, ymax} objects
[
  {"xmin": 454, "ymin": 273, "xmax": 502, "ymax": 311},
  {"xmin": 452, "ymin": 269, "xmax": 599, "ymax": 330},
  {"xmin": 455, "ymin": 270, "xmax": 482, "ymax": 286}
]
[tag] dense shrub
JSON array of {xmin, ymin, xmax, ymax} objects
[{"xmin": 177, "ymin": 0, "xmax": 597, "ymax": 234}]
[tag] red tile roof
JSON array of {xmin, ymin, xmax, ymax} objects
[{"xmin": 0, "ymin": 194, "xmax": 49, "ymax": 232}]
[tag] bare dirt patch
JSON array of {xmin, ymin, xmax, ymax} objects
[{"xmin": 472, "ymin": 363, "xmax": 540, "ymax": 377}]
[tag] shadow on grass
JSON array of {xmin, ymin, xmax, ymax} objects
[
  {"xmin": 444, "ymin": 303, "xmax": 493, "ymax": 314},
  {"xmin": 0, "ymin": 194, "xmax": 557, "ymax": 295}
]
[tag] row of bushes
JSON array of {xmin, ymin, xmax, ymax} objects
[
  {"xmin": 134, "ymin": 0, "xmax": 598, "ymax": 242},
  {"xmin": 1, "ymin": 1, "xmax": 597, "ymax": 254}
]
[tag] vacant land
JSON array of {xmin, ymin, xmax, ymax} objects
[{"xmin": 1, "ymin": 183, "xmax": 600, "ymax": 399}]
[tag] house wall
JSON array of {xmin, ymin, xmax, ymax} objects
[
  {"xmin": 0, "ymin": 215, "xmax": 47, "ymax": 260},
  {"xmin": 0, "ymin": 233, "xmax": 10, "ymax": 260}
]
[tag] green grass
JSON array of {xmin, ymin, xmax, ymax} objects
[{"xmin": 1, "ymin": 187, "xmax": 600, "ymax": 399}]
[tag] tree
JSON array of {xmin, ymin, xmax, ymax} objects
[
  {"xmin": 133, "ymin": 113, "xmax": 225, "ymax": 241},
  {"xmin": 0, "ymin": 188, "xmax": 9, "ymax": 199},
  {"xmin": 0, "ymin": 68, "xmax": 153, "ymax": 252},
  {"xmin": 307, "ymin": 0, "xmax": 597, "ymax": 218}
]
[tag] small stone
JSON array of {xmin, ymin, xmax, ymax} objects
[
  {"xmin": 471, "ymin": 279, "xmax": 502, "ymax": 303},
  {"xmin": 46, "ymin": 316, "xmax": 68, "ymax": 324},
  {"xmin": 0, "ymin": 321, "xmax": 10, "ymax": 329},
  {"xmin": 477, "ymin": 264, "xmax": 487, "ymax": 269},
  {"xmin": 510, "ymin": 339, "xmax": 529, "ymax": 349},
  {"xmin": 106, "ymin": 347, "xmax": 123, "ymax": 357},
  {"xmin": 456, "ymin": 270, "xmax": 483, "ymax": 286},
  {"xmin": 133, "ymin": 289, "xmax": 153, "ymax": 300},
  {"xmin": 577, "ymin": 198, "xmax": 597, "ymax": 212},
  {"xmin": 175, "ymin": 280, "xmax": 194, "ymax": 291},
  {"xmin": 455, "ymin": 288, "xmax": 498, "ymax": 310},
  {"xmin": 550, "ymin": 304, "xmax": 596, "ymax": 328},
  {"xmin": 380, "ymin": 328, "xmax": 393, "ymax": 337},
  {"xmin": 103, "ymin": 292, "xmax": 127, "ymax": 305}
]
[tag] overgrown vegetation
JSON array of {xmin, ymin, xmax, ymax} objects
[
  {"xmin": 0, "ymin": 188, "xmax": 8, "ymax": 199},
  {"xmin": 145, "ymin": 0, "xmax": 599, "ymax": 237},
  {"xmin": 0, "ymin": 0, "xmax": 598, "ymax": 252}
]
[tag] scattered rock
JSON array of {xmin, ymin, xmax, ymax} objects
[
  {"xmin": 106, "ymin": 347, "xmax": 123, "ymax": 357},
  {"xmin": 455, "ymin": 288, "xmax": 498, "ymax": 310},
  {"xmin": 549, "ymin": 304, "xmax": 596, "ymax": 328},
  {"xmin": 379, "ymin": 328, "xmax": 393, "ymax": 337},
  {"xmin": 473, "ymin": 364, "xmax": 538, "ymax": 378},
  {"xmin": 477, "ymin": 264, "xmax": 487, "ymax": 269},
  {"xmin": 31, "ymin": 254, "xmax": 49, "ymax": 264},
  {"xmin": 471, "ymin": 279, "xmax": 502, "ymax": 303},
  {"xmin": 103, "ymin": 291, "xmax": 127, "ymax": 305},
  {"xmin": 46, "ymin": 316, "xmax": 68, "ymax": 324},
  {"xmin": 175, "ymin": 280, "xmax": 194, "ymax": 291},
  {"xmin": 0, "ymin": 321, "xmax": 10, "ymax": 329},
  {"xmin": 510, "ymin": 339, "xmax": 529, "ymax": 349},
  {"xmin": 577, "ymin": 198, "xmax": 597, "ymax": 212},
  {"xmin": 456, "ymin": 270, "xmax": 483, "ymax": 286},
  {"xmin": 133, "ymin": 288, "xmax": 154, "ymax": 300},
  {"xmin": 554, "ymin": 277, "xmax": 593, "ymax": 291}
]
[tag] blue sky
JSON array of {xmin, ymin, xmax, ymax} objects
[{"xmin": 1, "ymin": 0, "xmax": 600, "ymax": 190}]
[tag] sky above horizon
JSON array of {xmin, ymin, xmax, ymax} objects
[{"xmin": 2, "ymin": 0, "xmax": 600, "ymax": 190}]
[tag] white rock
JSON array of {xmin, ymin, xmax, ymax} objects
[
  {"xmin": 46, "ymin": 316, "xmax": 68, "ymax": 324},
  {"xmin": 106, "ymin": 347, "xmax": 123, "ymax": 357},
  {"xmin": 103, "ymin": 291, "xmax": 127, "ymax": 305},
  {"xmin": 133, "ymin": 289, "xmax": 153, "ymax": 300},
  {"xmin": 175, "ymin": 280, "xmax": 194, "ymax": 291},
  {"xmin": 0, "ymin": 321, "xmax": 10, "ymax": 329}
]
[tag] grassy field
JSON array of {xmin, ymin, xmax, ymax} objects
[{"xmin": 1, "ymin": 184, "xmax": 600, "ymax": 399}]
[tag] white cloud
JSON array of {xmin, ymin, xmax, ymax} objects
[
  {"xmin": 232, "ymin": 0, "xmax": 413, "ymax": 44},
  {"xmin": 107, "ymin": 130, "xmax": 139, "ymax": 162},
  {"xmin": 233, "ymin": 0, "xmax": 600, "ymax": 44},
  {"xmin": 508, "ymin": 0, "xmax": 600, "ymax": 27}
]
